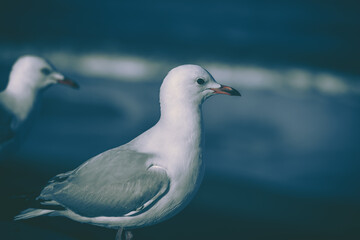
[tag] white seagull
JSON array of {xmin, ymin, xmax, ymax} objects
[
  {"xmin": 0, "ymin": 55, "xmax": 79, "ymax": 156},
  {"xmin": 15, "ymin": 65, "xmax": 240, "ymax": 240}
]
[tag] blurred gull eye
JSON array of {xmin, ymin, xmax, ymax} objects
[
  {"xmin": 41, "ymin": 68, "xmax": 51, "ymax": 75},
  {"xmin": 197, "ymin": 78, "xmax": 205, "ymax": 85}
]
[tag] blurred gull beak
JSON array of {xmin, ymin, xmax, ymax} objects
[
  {"xmin": 209, "ymin": 84, "xmax": 241, "ymax": 96},
  {"xmin": 53, "ymin": 72, "xmax": 80, "ymax": 89},
  {"xmin": 58, "ymin": 77, "xmax": 80, "ymax": 89}
]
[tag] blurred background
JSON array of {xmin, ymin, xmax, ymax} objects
[{"xmin": 1, "ymin": 0, "xmax": 360, "ymax": 239}]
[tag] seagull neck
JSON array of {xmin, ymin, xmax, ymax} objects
[
  {"xmin": 156, "ymin": 101, "xmax": 204, "ymax": 190},
  {"xmin": 3, "ymin": 83, "xmax": 38, "ymax": 120},
  {"xmin": 159, "ymin": 102, "xmax": 203, "ymax": 136}
]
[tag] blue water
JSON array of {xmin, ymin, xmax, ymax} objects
[{"xmin": 0, "ymin": 0, "xmax": 360, "ymax": 239}]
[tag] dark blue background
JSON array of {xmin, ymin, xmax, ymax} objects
[{"xmin": 0, "ymin": 0, "xmax": 359, "ymax": 239}]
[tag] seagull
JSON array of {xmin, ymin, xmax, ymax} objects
[
  {"xmin": 0, "ymin": 55, "xmax": 79, "ymax": 156},
  {"xmin": 14, "ymin": 64, "xmax": 240, "ymax": 240}
]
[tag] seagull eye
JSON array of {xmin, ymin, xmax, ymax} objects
[
  {"xmin": 41, "ymin": 68, "xmax": 51, "ymax": 75},
  {"xmin": 197, "ymin": 78, "xmax": 205, "ymax": 85}
]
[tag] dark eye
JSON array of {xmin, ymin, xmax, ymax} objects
[
  {"xmin": 41, "ymin": 68, "xmax": 51, "ymax": 75},
  {"xmin": 197, "ymin": 78, "xmax": 205, "ymax": 85}
]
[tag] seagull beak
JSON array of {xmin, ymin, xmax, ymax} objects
[
  {"xmin": 52, "ymin": 72, "xmax": 80, "ymax": 89},
  {"xmin": 57, "ymin": 77, "xmax": 80, "ymax": 89},
  {"xmin": 209, "ymin": 84, "xmax": 241, "ymax": 96}
]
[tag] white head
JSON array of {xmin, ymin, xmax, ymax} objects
[
  {"xmin": 6, "ymin": 55, "xmax": 79, "ymax": 94},
  {"xmin": 160, "ymin": 64, "xmax": 240, "ymax": 109}
]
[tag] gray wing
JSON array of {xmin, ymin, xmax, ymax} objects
[
  {"xmin": 39, "ymin": 148, "xmax": 170, "ymax": 218},
  {"xmin": 0, "ymin": 102, "xmax": 16, "ymax": 145}
]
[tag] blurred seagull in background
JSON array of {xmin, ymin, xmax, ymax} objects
[
  {"xmin": 0, "ymin": 55, "xmax": 79, "ymax": 157},
  {"xmin": 15, "ymin": 65, "xmax": 240, "ymax": 240}
]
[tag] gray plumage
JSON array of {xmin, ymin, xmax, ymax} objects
[
  {"xmin": 0, "ymin": 103, "xmax": 16, "ymax": 146},
  {"xmin": 0, "ymin": 55, "xmax": 78, "ymax": 157},
  {"xmin": 14, "ymin": 64, "xmax": 240, "ymax": 240},
  {"xmin": 39, "ymin": 148, "xmax": 170, "ymax": 218}
]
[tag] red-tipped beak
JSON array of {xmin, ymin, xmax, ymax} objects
[
  {"xmin": 57, "ymin": 78, "xmax": 80, "ymax": 89},
  {"xmin": 209, "ymin": 84, "xmax": 241, "ymax": 96}
]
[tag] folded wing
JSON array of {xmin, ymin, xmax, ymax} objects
[
  {"xmin": 39, "ymin": 148, "xmax": 170, "ymax": 218},
  {"xmin": 0, "ymin": 103, "xmax": 16, "ymax": 146}
]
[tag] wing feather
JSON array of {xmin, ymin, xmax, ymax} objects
[
  {"xmin": 0, "ymin": 102, "xmax": 16, "ymax": 144},
  {"xmin": 39, "ymin": 148, "xmax": 170, "ymax": 218}
]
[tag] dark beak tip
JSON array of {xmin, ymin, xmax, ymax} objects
[
  {"xmin": 224, "ymin": 87, "xmax": 241, "ymax": 97},
  {"xmin": 218, "ymin": 84, "xmax": 241, "ymax": 97},
  {"xmin": 58, "ymin": 78, "xmax": 80, "ymax": 90},
  {"xmin": 73, "ymin": 83, "xmax": 80, "ymax": 90},
  {"xmin": 233, "ymin": 90, "xmax": 241, "ymax": 96}
]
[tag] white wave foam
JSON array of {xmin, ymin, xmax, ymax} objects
[
  {"xmin": 2, "ymin": 50, "xmax": 358, "ymax": 95},
  {"xmin": 205, "ymin": 63, "xmax": 355, "ymax": 95}
]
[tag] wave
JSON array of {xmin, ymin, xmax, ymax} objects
[{"xmin": 47, "ymin": 51, "xmax": 360, "ymax": 95}]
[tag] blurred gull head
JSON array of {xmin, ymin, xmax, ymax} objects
[{"xmin": 7, "ymin": 55, "xmax": 79, "ymax": 94}]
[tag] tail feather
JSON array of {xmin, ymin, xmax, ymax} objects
[{"xmin": 14, "ymin": 208, "xmax": 55, "ymax": 221}]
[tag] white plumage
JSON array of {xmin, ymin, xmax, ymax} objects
[
  {"xmin": 15, "ymin": 64, "xmax": 240, "ymax": 239},
  {"xmin": 0, "ymin": 55, "xmax": 79, "ymax": 156}
]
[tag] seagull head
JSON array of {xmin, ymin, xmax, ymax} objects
[
  {"xmin": 160, "ymin": 64, "xmax": 240, "ymax": 108},
  {"xmin": 8, "ymin": 55, "xmax": 79, "ymax": 93}
]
